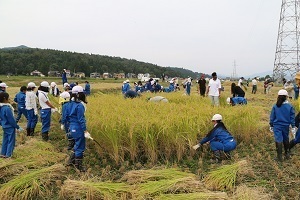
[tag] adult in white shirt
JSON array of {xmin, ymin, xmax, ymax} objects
[
  {"xmin": 38, "ymin": 81, "xmax": 56, "ymax": 141},
  {"xmin": 251, "ymin": 77, "xmax": 258, "ymax": 94},
  {"xmin": 238, "ymin": 77, "xmax": 245, "ymax": 87},
  {"xmin": 25, "ymin": 82, "xmax": 38, "ymax": 136},
  {"xmin": 206, "ymin": 72, "xmax": 222, "ymax": 106}
]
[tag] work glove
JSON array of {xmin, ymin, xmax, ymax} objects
[
  {"xmin": 291, "ymin": 127, "xmax": 297, "ymax": 137},
  {"xmin": 51, "ymin": 108, "xmax": 58, "ymax": 113},
  {"xmin": 269, "ymin": 127, "xmax": 274, "ymax": 133},
  {"xmin": 84, "ymin": 132, "xmax": 93, "ymax": 140},
  {"xmin": 17, "ymin": 127, "xmax": 24, "ymax": 132},
  {"xmin": 60, "ymin": 124, "xmax": 65, "ymax": 131},
  {"xmin": 193, "ymin": 144, "xmax": 201, "ymax": 150}
]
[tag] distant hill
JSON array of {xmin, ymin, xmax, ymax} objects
[
  {"xmin": 0, "ymin": 46, "xmax": 200, "ymax": 78},
  {"xmin": 244, "ymin": 70, "xmax": 273, "ymax": 79},
  {"xmin": 2, "ymin": 45, "xmax": 30, "ymax": 50}
]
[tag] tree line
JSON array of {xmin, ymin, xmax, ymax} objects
[{"xmin": 0, "ymin": 47, "xmax": 199, "ymax": 78}]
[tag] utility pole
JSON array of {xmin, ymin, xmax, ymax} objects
[
  {"xmin": 231, "ymin": 60, "xmax": 238, "ymax": 80},
  {"xmin": 273, "ymin": 0, "xmax": 300, "ymax": 81}
]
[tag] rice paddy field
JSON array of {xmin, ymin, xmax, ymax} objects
[{"xmin": 0, "ymin": 75, "xmax": 300, "ymax": 199}]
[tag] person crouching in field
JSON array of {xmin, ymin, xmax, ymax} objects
[
  {"xmin": 226, "ymin": 97, "xmax": 247, "ymax": 106},
  {"xmin": 193, "ymin": 114, "xmax": 237, "ymax": 163},
  {"xmin": 269, "ymin": 89, "xmax": 296, "ymax": 162},
  {"xmin": 25, "ymin": 82, "xmax": 38, "ymax": 136},
  {"xmin": 67, "ymin": 86, "xmax": 90, "ymax": 172},
  {"xmin": 0, "ymin": 92, "xmax": 22, "ymax": 158},
  {"xmin": 14, "ymin": 86, "xmax": 28, "ymax": 123}
]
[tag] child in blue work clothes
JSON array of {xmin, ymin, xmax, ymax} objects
[
  {"xmin": 84, "ymin": 81, "xmax": 91, "ymax": 96},
  {"xmin": 270, "ymin": 89, "xmax": 296, "ymax": 161},
  {"xmin": 193, "ymin": 114, "xmax": 237, "ymax": 163},
  {"xmin": 0, "ymin": 92, "xmax": 22, "ymax": 158},
  {"xmin": 185, "ymin": 78, "xmax": 192, "ymax": 96},
  {"xmin": 25, "ymin": 82, "xmax": 38, "ymax": 136},
  {"xmin": 60, "ymin": 91, "xmax": 74, "ymax": 150},
  {"xmin": 38, "ymin": 81, "xmax": 57, "ymax": 141},
  {"xmin": 14, "ymin": 86, "xmax": 28, "ymax": 123},
  {"xmin": 67, "ymin": 85, "xmax": 90, "ymax": 172}
]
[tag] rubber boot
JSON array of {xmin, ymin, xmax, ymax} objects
[
  {"xmin": 283, "ymin": 140, "xmax": 290, "ymax": 160},
  {"xmin": 289, "ymin": 139, "xmax": 297, "ymax": 156},
  {"xmin": 75, "ymin": 156, "xmax": 86, "ymax": 172},
  {"xmin": 289, "ymin": 139, "xmax": 297, "ymax": 151},
  {"xmin": 42, "ymin": 132, "xmax": 49, "ymax": 141},
  {"xmin": 67, "ymin": 139, "xmax": 75, "ymax": 150},
  {"xmin": 30, "ymin": 128, "xmax": 34, "ymax": 136},
  {"xmin": 67, "ymin": 152, "xmax": 75, "ymax": 166},
  {"xmin": 275, "ymin": 142, "xmax": 283, "ymax": 162},
  {"xmin": 26, "ymin": 128, "xmax": 30, "ymax": 136}
]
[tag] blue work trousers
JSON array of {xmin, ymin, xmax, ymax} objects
[
  {"xmin": 1, "ymin": 128, "xmax": 16, "ymax": 157},
  {"xmin": 27, "ymin": 109, "xmax": 38, "ymax": 129},
  {"xmin": 41, "ymin": 108, "xmax": 51, "ymax": 133},
  {"xmin": 70, "ymin": 124, "xmax": 85, "ymax": 157},
  {"xmin": 273, "ymin": 125, "xmax": 289, "ymax": 143},
  {"xmin": 16, "ymin": 106, "xmax": 28, "ymax": 122},
  {"xmin": 210, "ymin": 140, "xmax": 237, "ymax": 152}
]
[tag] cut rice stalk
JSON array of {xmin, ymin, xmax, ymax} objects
[
  {"xmin": 0, "ymin": 164, "xmax": 66, "ymax": 200},
  {"xmin": 204, "ymin": 160, "xmax": 248, "ymax": 191},
  {"xmin": 60, "ymin": 179, "xmax": 131, "ymax": 200}
]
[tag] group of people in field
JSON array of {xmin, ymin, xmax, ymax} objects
[
  {"xmin": 0, "ymin": 79, "xmax": 91, "ymax": 172},
  {"xmin": 193, "ymin": 72, "xmax": 300, "ymax": 163},
  {"xmin": 2, "ymin": 69, "xmax": 300, "ymax": 172},
  {"xmin": 121, "ymin": 77, "xmax": 195, "ymax": 98}
]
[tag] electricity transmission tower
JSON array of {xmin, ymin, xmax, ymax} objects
[{"xmin": 273, "ymin": 0, "xmax": 300, "ymax": 81}]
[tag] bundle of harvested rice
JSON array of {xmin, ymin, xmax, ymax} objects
[
  {"xmin": 154, "ymin": 192, "xmax": 228, "ymax": 200},
  {"xmin": 203, "ymin": 160, "xmax": 248, "ymax": 191},
  {"xmin": 121, "ymin": 168, "xmax": 192, "ymax": 184},
  {"xmin": 0, "ymin": 139, "xmax": 66, "ymax": 182},
  {"xmin": 60, "ymin": 179, "xmax": 131, "ymax": 200},
  {"xmin": 0, "ymin": 164, "xmax": 66, "ymax": 200}
]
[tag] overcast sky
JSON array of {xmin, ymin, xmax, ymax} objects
[{"xmin": 0, "ymin": 0, "xmax": 282, "ymax": 76}]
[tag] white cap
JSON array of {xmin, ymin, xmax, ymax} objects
[
  {"xmin": 212, "ymin": 114, "xmax": 222, "ymax": 121},
  {"xmin": 27, "ymin": 82, "xmax": 36, "ymax": 88},
  {"xmin": 123, "ymin": 81, "xmax": 126, "ymax": 84},
  {"xmin": 169, "ymin": 80, "xmax": 174, "ymax": 83},
  {"xmin": 41, "ymin": 81, "xmax": 50, "ymax": 87},
  {"xmin": 50, "ymin": 82, "xmax": 56, "ymax": 87},
  {"xmin": 0, "ymin": 83, "xmax": 8, "ymax": 88},
  {"xmin": 63, "ymin": 83, "xmax": 70, "ymax": 88},
  {"xmin": 187, "ymin": 78, "xmax": 191, "ymax": 82},
  {"xmin": 226, "ymin": 97, "xmax": 231, "ymax": 104},
  {"xmin": 126, "ymin": 79, "xmax": 130, "ymax": 83},
  {"xmin": 72, "ymin": 85, "xmax": 84, "ymax": 94},
  {"xmin": 278, "ymin": 89, "xmax": 288, "ymax": 96},
  {"xmin": 60, "ymin": 91, "xmax": 70, "ymax": 99}
]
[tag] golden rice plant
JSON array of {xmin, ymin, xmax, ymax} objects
[
  {"xmin": 60, "ymin": 179, "xmax": 131, "ymax": 200},
  {"xmin": 203, "ymin": 160, "xmax": 248, "ymax": 191},
  {"xmin": 86, "ymin": 89, "xmax": 266, "ymax": 164},
  {"xmin": 0, "ymin": 164, "xmax": 66, "ymax": 200}
]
